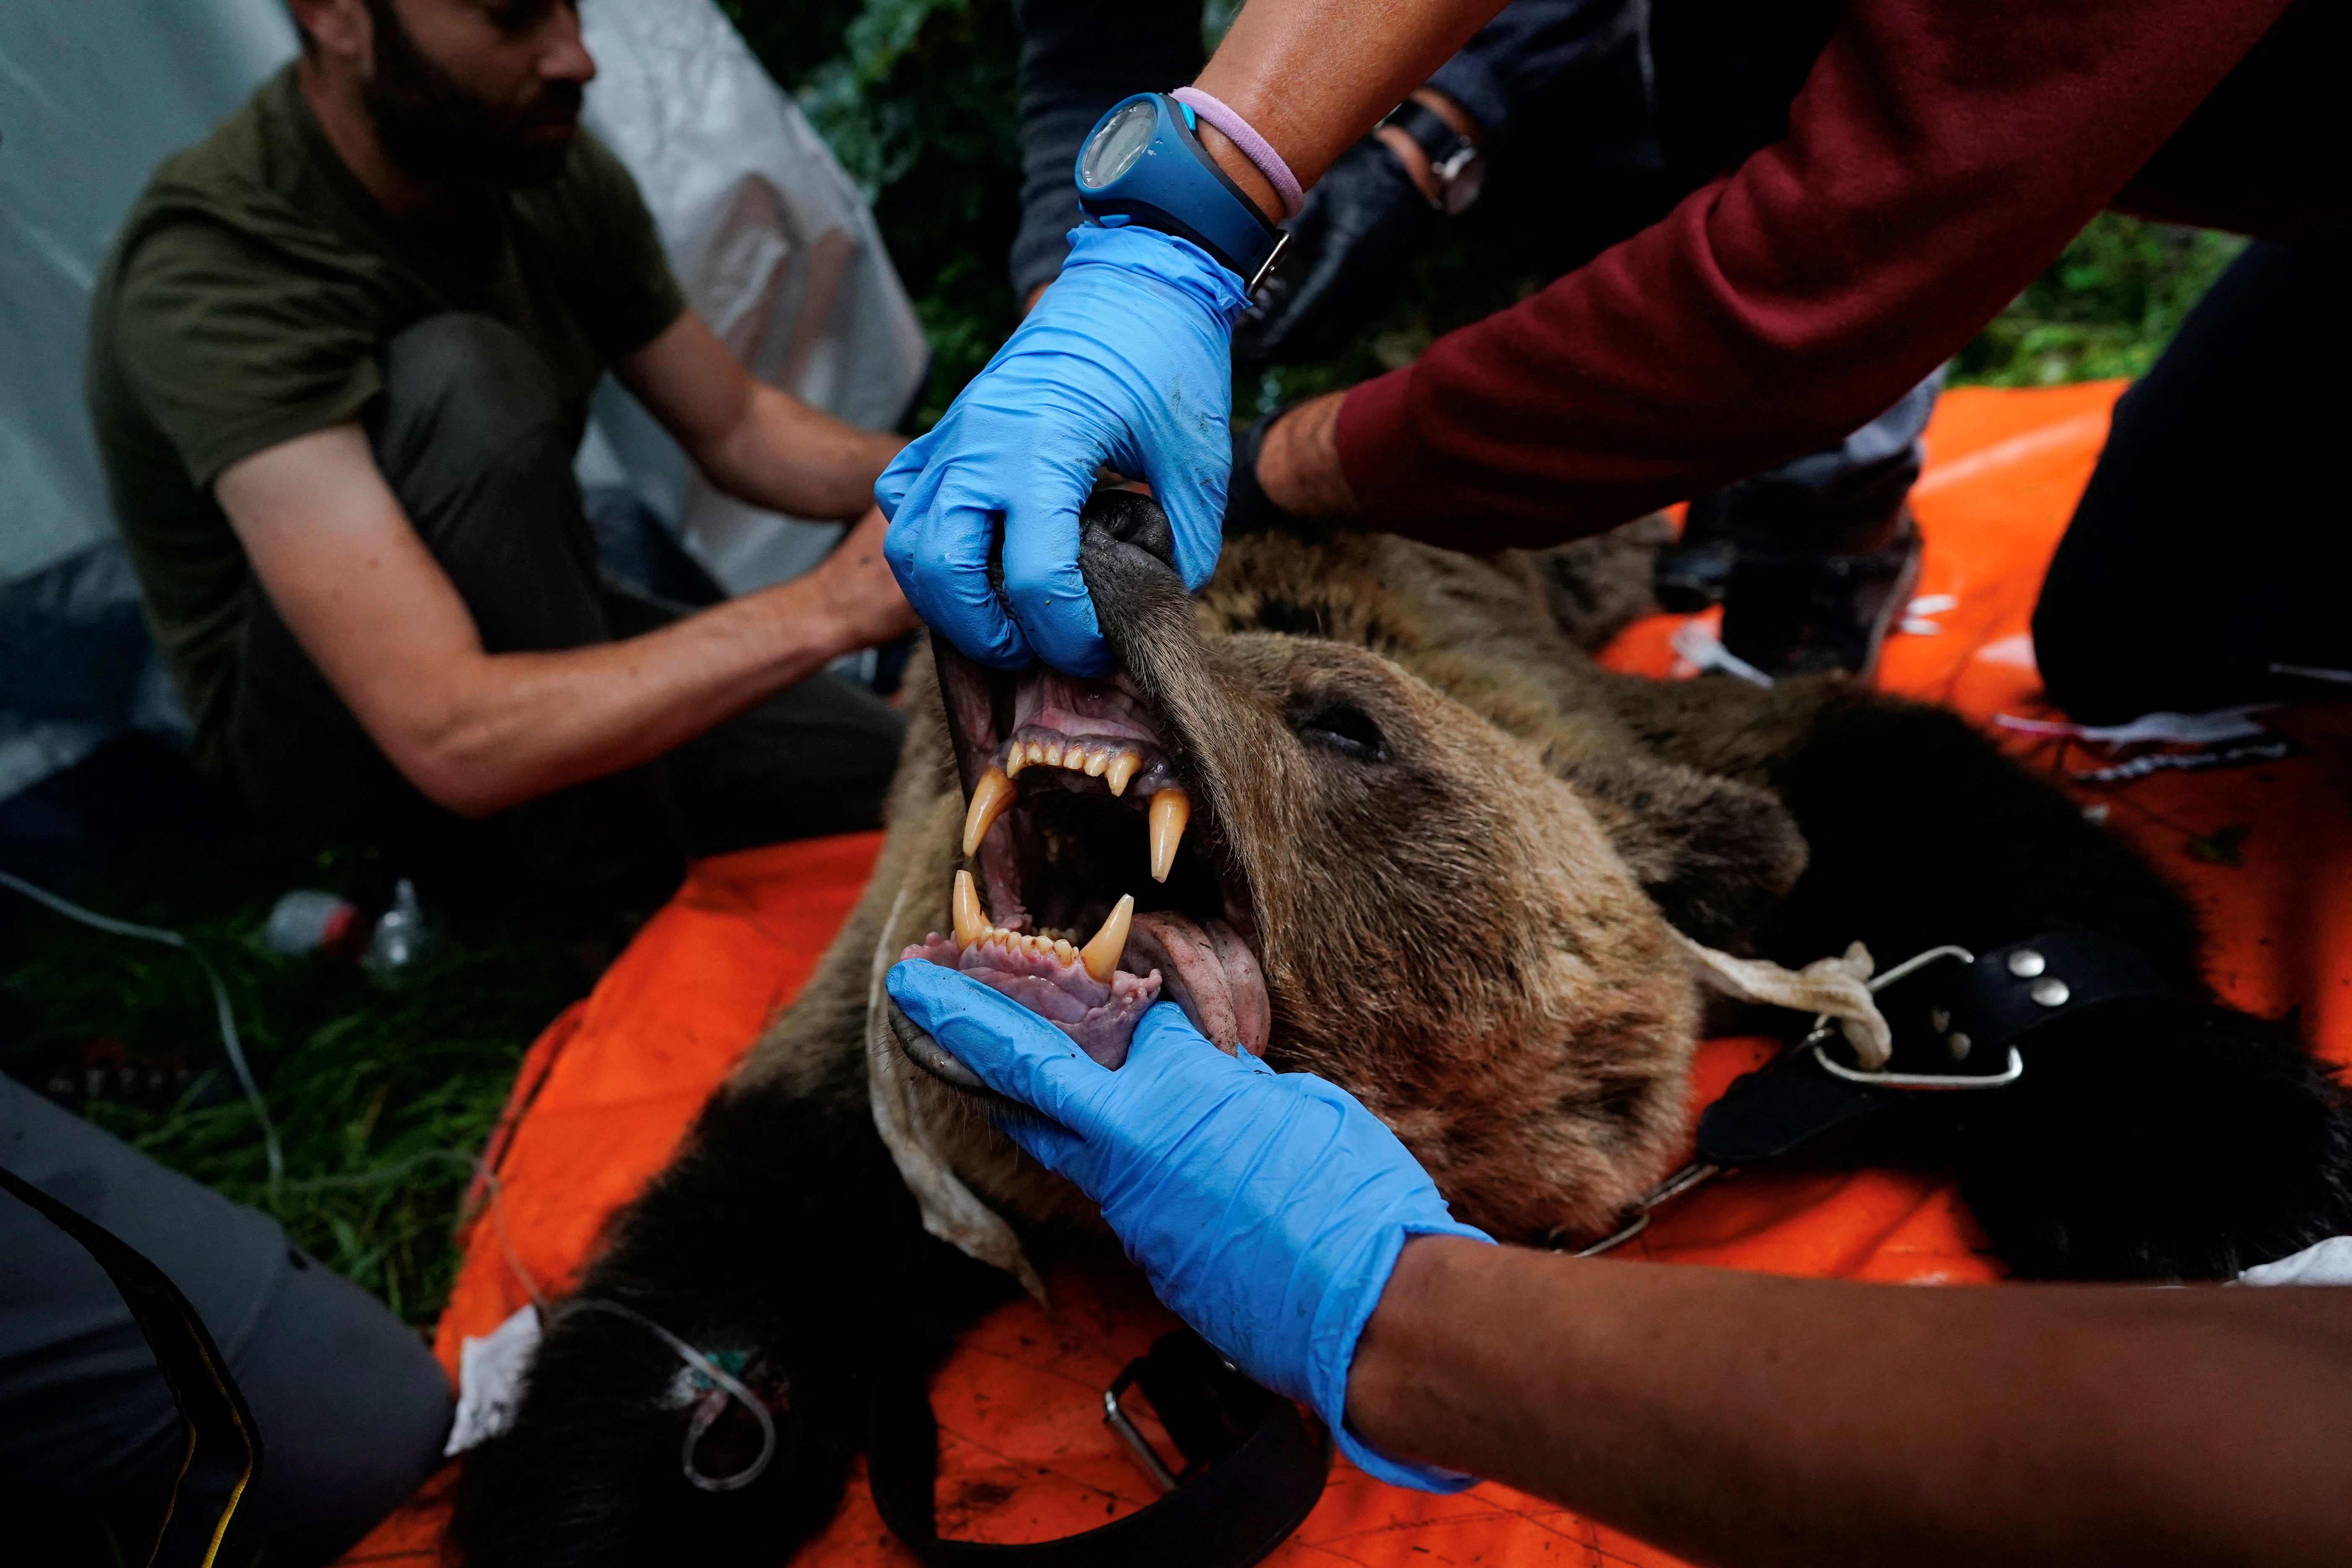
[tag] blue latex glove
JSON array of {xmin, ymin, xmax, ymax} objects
[
  {"xmin": 887, "ymin": 961, "xmax": 1494, "ymax": 1491},
  {"xmin": 875, "ymin": 224, "xmax": 1249, "ymax": 675}
]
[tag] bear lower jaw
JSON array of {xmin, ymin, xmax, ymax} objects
[{"xmin": 899, "ymin": 875, "xmax": 1269, "ymax": 1071}]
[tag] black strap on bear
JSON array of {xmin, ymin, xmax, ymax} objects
[
  {"xmin": 1698, "ymin": 930, "xmax": 2178, "ymax": 1165},
  {"xmin": 0, "ymin": 1165, "xmax": 260, "ymax": 1568},
  {"xmin": 867, "ymin": 1329, "xmax": 1331, "ymax": 1568},
  {"xmin": 1574, "ymin": 930, "xmax": 2183, "ymax": 1252}
]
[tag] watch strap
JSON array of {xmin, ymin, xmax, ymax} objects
[
  {"xmin": 1381, "ymin": 99, "xmax": 1475, "ymax": 168},
  {"xmin": 1380, "ymin": 99, "xmax": 1482, "ymax": 213}
]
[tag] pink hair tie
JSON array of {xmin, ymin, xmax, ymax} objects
[{"xmin": 1170, "ymin": 86, "xmax": 1303, "ymax": 221}]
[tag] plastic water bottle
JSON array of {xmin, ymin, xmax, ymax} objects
[
  {"xmin": 260, "ymin": 889, "xmax": 366, "ymax": 957},
  {"xmin": 362, "ymin": 879, "xmax": 440, "ymax": 980}
]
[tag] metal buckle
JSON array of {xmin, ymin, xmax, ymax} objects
[
  {"xmin": 1571, "ymin": 1160, "xmax": 1721, "ymax": 1256},
  {"xmin": 1246, "ymin": 230, "xmax": 1292, "ymax": 297},
  {"xmin": 1103, "ymin": 1366, "xmax": 1180, "ymax": 1493},
  {"xmin": 1804, "ymin": 944, "xmax": 2024, "ymax": 1090}
]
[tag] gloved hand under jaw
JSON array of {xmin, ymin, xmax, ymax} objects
[
  {"xmin": 874, "ymin": 225, "xmax": 1249, "ymax": 676},
  {"xmin": 1232, "ymin": 133, "xmax": 1437, "ymax": 371},
  {"xmin": 886, "ymin": 960, "xmax": 1495, "ymax": 1492}
]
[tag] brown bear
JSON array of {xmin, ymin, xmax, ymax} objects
[{"xmin": 453, "ymin": 494, "xmax": 2351, "ymax": 1568}]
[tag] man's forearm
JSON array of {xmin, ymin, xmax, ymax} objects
[
  {"xmin": 620, "ymin": 310, "xmax": 905, "ymax": 523},
  {"xmin": 1318, "ymin": 0, "xmax": 2292, "ymax": 547},
  {"xmin": 404, "ymin": 571, "xmax": 859, "ymax": 817},
  {"xmin": 1192, "ymin": 0, "xmax": 1509, "ymax": 218},
  {"xmin": 701, "ymin": 381, "xmax": 905, "ymax": 522},
  {"xmin": 1348, "ymin": 1237, "xmax": 2352, "ymax": 1568}
]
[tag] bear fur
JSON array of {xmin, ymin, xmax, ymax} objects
[{"xmin": 452, "ymin": 497, "xmax": 2352, "ymax": 1568}]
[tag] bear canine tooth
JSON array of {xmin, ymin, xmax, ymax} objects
[
  {"xmin": 1147, "ymin": 788, "xmax": 1190, "ymax": 883},
  {"xmin": 1081, "ymin": 894, "xmax": 1134, "ymax": 983},
  {"xmin": 963, "ymin": 767, "xmax": 1017, "ymax": 857},
  {"xmin": 952, "ymin": 870, "xmax": 989, "ymax": 949},
  {"xmin": 1106, "ymin": 751, "xmax": 1142, "ymax": 796}
]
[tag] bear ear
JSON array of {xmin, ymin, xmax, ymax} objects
[{"xmin": 1555, "ymin": 752, "xmax": 1810, "ymax": 949}]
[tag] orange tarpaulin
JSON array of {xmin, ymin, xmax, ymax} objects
[{"xmin": 340, "ymin": 382, "xmax": 2352, "ymax": 1567}]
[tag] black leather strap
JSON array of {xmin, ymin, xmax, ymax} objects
[
  {"xmin": 1942, "ymin": 934, "xmax": 2176, "ymax": 1057},
  {"xmin": 1697, "ymin": 1046, "xmax": 1890, "ymax": 1166},
  {"xmin": 1697, "ymin": 931, "xmax": 2181, "ymax": 1167},
  {"xmin": 1381, "ymin": 99, "xmax": 1473, "ymax": 167},
  {"xmin": 867, "ymin": 1331, "xmax": 1332, "ymax": 1568}
]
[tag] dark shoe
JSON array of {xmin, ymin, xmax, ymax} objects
[
  {"xmin": 1652, "ymin": 496, "xmax": 1739, "ymax": 613},
  {"xmin": 1720, "ymin": 507, "xmax": 1923, "ymax": 679}
]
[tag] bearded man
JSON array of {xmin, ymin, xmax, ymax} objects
[
  {"xmin": 86, "ymin": 0, "xmax": 918, "ymax": 916},
  {"xmin": 10, "ymin": 2, "xmax": 912, "ymax": 1559}
]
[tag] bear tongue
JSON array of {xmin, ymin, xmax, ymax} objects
[{"xmin": 1121, "ymin": 910, "xmax": 1271, "ymax": 1057}]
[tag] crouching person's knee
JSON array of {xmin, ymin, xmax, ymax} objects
[
  {"xmin": 216, "ymin": 1254, "xmax": 455, "ymax": 1566},
  {"xmin": 47, "ymin": 1252, "xmax": 453, "ymax": 1568},
  {"xmin": 371, "ymin": 312, "xmax": 565, "ymax": 507}
]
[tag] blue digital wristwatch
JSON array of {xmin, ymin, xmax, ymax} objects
[{"xmin": 1075, "ymin": 93, "xmax": 1289, "ymax": 292}]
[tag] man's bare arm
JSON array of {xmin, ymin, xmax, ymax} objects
[
  {"xmin": 1188, "ymin": 0, "xmax": 1508, "ymax": 219},
  {"xmin": 1350, "ymin": 1236, "xmax": 2352, "ymax": 1568},
  {"xmin": 216, "ymin": 424, "xmax": 913, "ymax": 818},
  {"xmin": 618, "ymin": 311, "xmax": 905, "ymax": 522}
]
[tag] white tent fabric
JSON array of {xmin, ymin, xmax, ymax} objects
[
  {"xmin": 0, "ymin": 0, "xmax": 296, "ymax": 798},
  {"xmin": 0, "ymin": 0, "xmax": 299, "ymax": 587},
  {"xmin": 0, "ymin": 0, "xmax": 924, "ymax": 797},
  {"xmin": 578, "ymin": 0, "xmax": 928, "ymax": 595}
]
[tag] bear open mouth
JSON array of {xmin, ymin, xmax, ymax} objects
[{"xmin": 898, "ymin": 646, "xmax": 1269, "ymax": 1074}]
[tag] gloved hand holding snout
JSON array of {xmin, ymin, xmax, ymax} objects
[
  {"xmin": 874, "ymin": 225, "xmax": 1248, "ymax": 676},
  {"xmin": 886, "ymin": 960, "xmax": 1494, "ymax": 1492}
]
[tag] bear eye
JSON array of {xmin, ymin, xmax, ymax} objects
[{"xmin": 1290, "ymin": 698, "xmax": 1389, "ymax": 763}]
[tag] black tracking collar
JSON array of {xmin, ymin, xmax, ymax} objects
[{"xmin": 1697, "ymin": 930, "xmax": 2180, "ymax": 1168}]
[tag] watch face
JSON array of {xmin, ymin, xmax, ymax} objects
[
  {"xmin": 1080, "ymin": 100, "xmax": 1158, "ymax": 191},
  {"xmin": 1437, "ymin": 151, "xmax": 1485, "ymax": 216}
]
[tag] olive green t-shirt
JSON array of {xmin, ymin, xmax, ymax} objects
[{"xmin": 86, "ymin": 65, "xmax": 687, "ymax": 770}]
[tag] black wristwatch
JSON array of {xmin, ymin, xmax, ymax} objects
[{"xmin": 1380, "ymin": 98, "xmax": 1485, "ymax": 216}]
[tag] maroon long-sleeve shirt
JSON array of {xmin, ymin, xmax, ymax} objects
[{"xmin": 1332, "ymin": 0, "xmax": 2305, "ymax": 548}]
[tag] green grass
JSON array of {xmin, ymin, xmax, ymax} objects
[
  {"xmin": 1951, "ymin": 213, "xmax": 2248, "ymax": 387},
  {"xmin": 3, "ymin": 828, "xmax": 585, "ymax": 1329}
]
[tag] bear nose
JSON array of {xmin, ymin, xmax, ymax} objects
[{"xmin": 1086, "ymin": 489, "xmax": 1179, "ymax": 573}]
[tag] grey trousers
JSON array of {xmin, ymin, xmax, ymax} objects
[
  {"xmin": 224, "ymin": 313, "xmax": 908, "ymax": 906},
  {"xmin": 0, "ymin": 1071, "xmax": 452, "ymax": 1565}
]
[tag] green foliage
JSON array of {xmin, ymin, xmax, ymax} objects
[
  {"xmin": 1951, "ymin": 213, "xmax": 2247, "ymax": 387},
  {"xmin": 4, "ymin": 833, "xmax": 583, "ymax": 1328}
]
